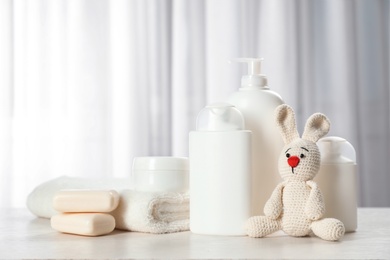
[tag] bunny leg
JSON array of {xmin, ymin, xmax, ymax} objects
[
  {"xmin": 311, "ymin": 218, "xmax": 345, "ymax": 241},
  {"xmin": 246, "ymin": 216, "xmax": 281, "ymax": 238}
]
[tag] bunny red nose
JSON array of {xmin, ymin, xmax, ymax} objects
[{"xmin": 288, "ymin": 156, "xmax": 300, "ymax": 168}]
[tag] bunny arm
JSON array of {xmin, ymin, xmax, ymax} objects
[
  {"xmin": 305, "ymin": 180, "xmax": 325, "ymax": 220},
  {"xmin": 264, "ymin": 182, "xmax": 285, "ymax": 219}
]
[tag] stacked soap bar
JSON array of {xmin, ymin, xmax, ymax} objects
[{"xmin": 51, "ymin": 190, "xmax": 119, "ymax": 236}]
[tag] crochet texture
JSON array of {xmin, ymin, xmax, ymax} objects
[{"xmin": 246, "ymin": 104, "xmax": 345, "ymax": 241}]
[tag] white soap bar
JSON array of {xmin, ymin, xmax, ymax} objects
[
  {"xmin": 53, "ymin": 190, "xmax": 120, "ymax": 213},
  {"xmin": 51, "ymin": 213, "xmax": 115, "ymax": 236}
]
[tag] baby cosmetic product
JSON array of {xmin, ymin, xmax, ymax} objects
[
  {"xmin": 51, "ymin": 189, "xmax": 119, "ymax": 236},
  {"xmin": 53, "ymin": 190, "xmax": 120, "ymax": 213},
  {"xmin": 132, "ymin": 157, "xmax": 189, "ymax": 192},
  {"xmin": 51, "ymin": 213, "xmax": 116, "ymax": 236},
  {"xmin": 189, "ymin": 103, "xmax": 251, "ymax": 235},
  {"xmin": 316, "ymin": 136, "xmax": 358, "ymax": 232},
  {"xmin": 227, "ymin": 58, "xmax": 284, "ymax": 215}
]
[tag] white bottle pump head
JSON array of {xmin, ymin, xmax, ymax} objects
[
  {"xmin": 318, "ymin": 136, "xmax": 356, "ymax": 164},
  {"xmin": 232, "ymin": 58, "xmax": 268, "ymax": 89},
  {"xmin": 196, "ymin": 103, "xmax": 245, "ymax": 131}
]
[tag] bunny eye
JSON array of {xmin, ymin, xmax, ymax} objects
[
  {"xmin": 286, "ymin": 153, "xmax": 290, "ymax": 158},
  {"xmin": 300, "ymin": 154, "xmax": 305, "ymax": 158}
]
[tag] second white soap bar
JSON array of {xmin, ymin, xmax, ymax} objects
[
  {"xmin": 53, "ymin": 190, "xmax": 120, "ymax": 213},
  {"xmin": 51, "ymin": 213, "xmax": 115, "ymax": 236}
]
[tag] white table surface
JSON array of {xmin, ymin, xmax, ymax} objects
[{"xmin": 0, "ymin": 208, "xmax": 389, "ymax": 259}]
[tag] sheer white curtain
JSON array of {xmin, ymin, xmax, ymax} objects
[{"xmin": 0, "ymin": 0, "xmax": 389, "ymax": 207}]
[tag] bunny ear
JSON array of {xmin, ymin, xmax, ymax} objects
[
  {"xmin": 302, "ymin": 113, "xmax": 330, "ymax": 143},
  {"xmin": 275, "ymin": 104, "xmax": 300, "ymax": 144}
]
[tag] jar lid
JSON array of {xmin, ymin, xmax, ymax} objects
[{"xmin": 132, "ymin": 157, "xmax": 189, "ymax": 171}]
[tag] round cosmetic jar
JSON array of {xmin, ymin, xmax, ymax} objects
[{"xmin": 132, "ymin": 157, "xmax": 189, "ymax": 192}]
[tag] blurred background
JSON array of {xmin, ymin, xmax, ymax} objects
[{"xmin": 0, "ymin": 0, "xmax": 389, "ymax": 207}]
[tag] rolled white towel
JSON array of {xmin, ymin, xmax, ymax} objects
[
  {"xmin": 26, "ymin": 176, "xmax": 132, "ymax": 218},
  {"xmin": 26, "ymin": 176, "xmax": 190, "ymax": 234},
  {"xmin": 112, "ymin": 190, "xmax": 189, "ymax": 234}
]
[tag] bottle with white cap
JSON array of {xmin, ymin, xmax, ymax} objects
[
  {"xmin": 227, "ymin": 58, "xmax": 284, "ymax": 216},
  {"xmin": 189, "ymin": 103, "xmax": 251, "ymax": 235},
  {"xmin": 316, "ymin": 136, "xmax": 358, "ymax": 232}
]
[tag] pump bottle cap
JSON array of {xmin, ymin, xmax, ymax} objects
[
  {"xmin": 231, "ymin": 58, "xmax": 268, "ymax": 89},
  {"xmin": 196, "ymin": 103, "xmax": 245, "ymax": 131}
]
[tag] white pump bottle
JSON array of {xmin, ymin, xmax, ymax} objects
[{"xmin": 227, "ymin": 58, "xmax": 284, "ymax": 216}]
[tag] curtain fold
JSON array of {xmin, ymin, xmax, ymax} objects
[
  {"xmin": 0, "ymin": 0, "xmax": 389, "ymax": 207},
  {"xmin": 0, "ymin": 0, "xmax": 13, "ymax": 207},
  {"xmin": 171, "ymin": 0, "xmax": 206, "ymax": 156}
]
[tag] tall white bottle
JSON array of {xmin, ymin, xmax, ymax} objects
[
  {"xmin": 227, "ymin": 58, "xmax": 284, "ymax": 216},
  {"xmin": 316, "ymin": 136, "xmax": 358, "ymax": 232},
  {"xmin": 189, "ymin": 103, "xmax": 251, "ymax": 235}
]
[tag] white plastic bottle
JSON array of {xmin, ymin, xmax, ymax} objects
[
  {"xmin": 189, "ymin": 103, "xmax": 251, "ymax": 235},
  {"xmin": 227, "ymin": 58, "xmax": 284, "ymax": 216},
  {"xmin": 316, "ymin": 136, "xmax": 358, "ymax": 232}
]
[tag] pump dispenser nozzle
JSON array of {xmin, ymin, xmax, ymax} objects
[{"xmin": 231, "ymin": 58, "xmax": 268, "ymax": 89}]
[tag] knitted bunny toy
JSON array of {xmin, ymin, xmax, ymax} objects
[{"xmin": 246, "ymin": 104, "xmax": 345, "ymax": 241}]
